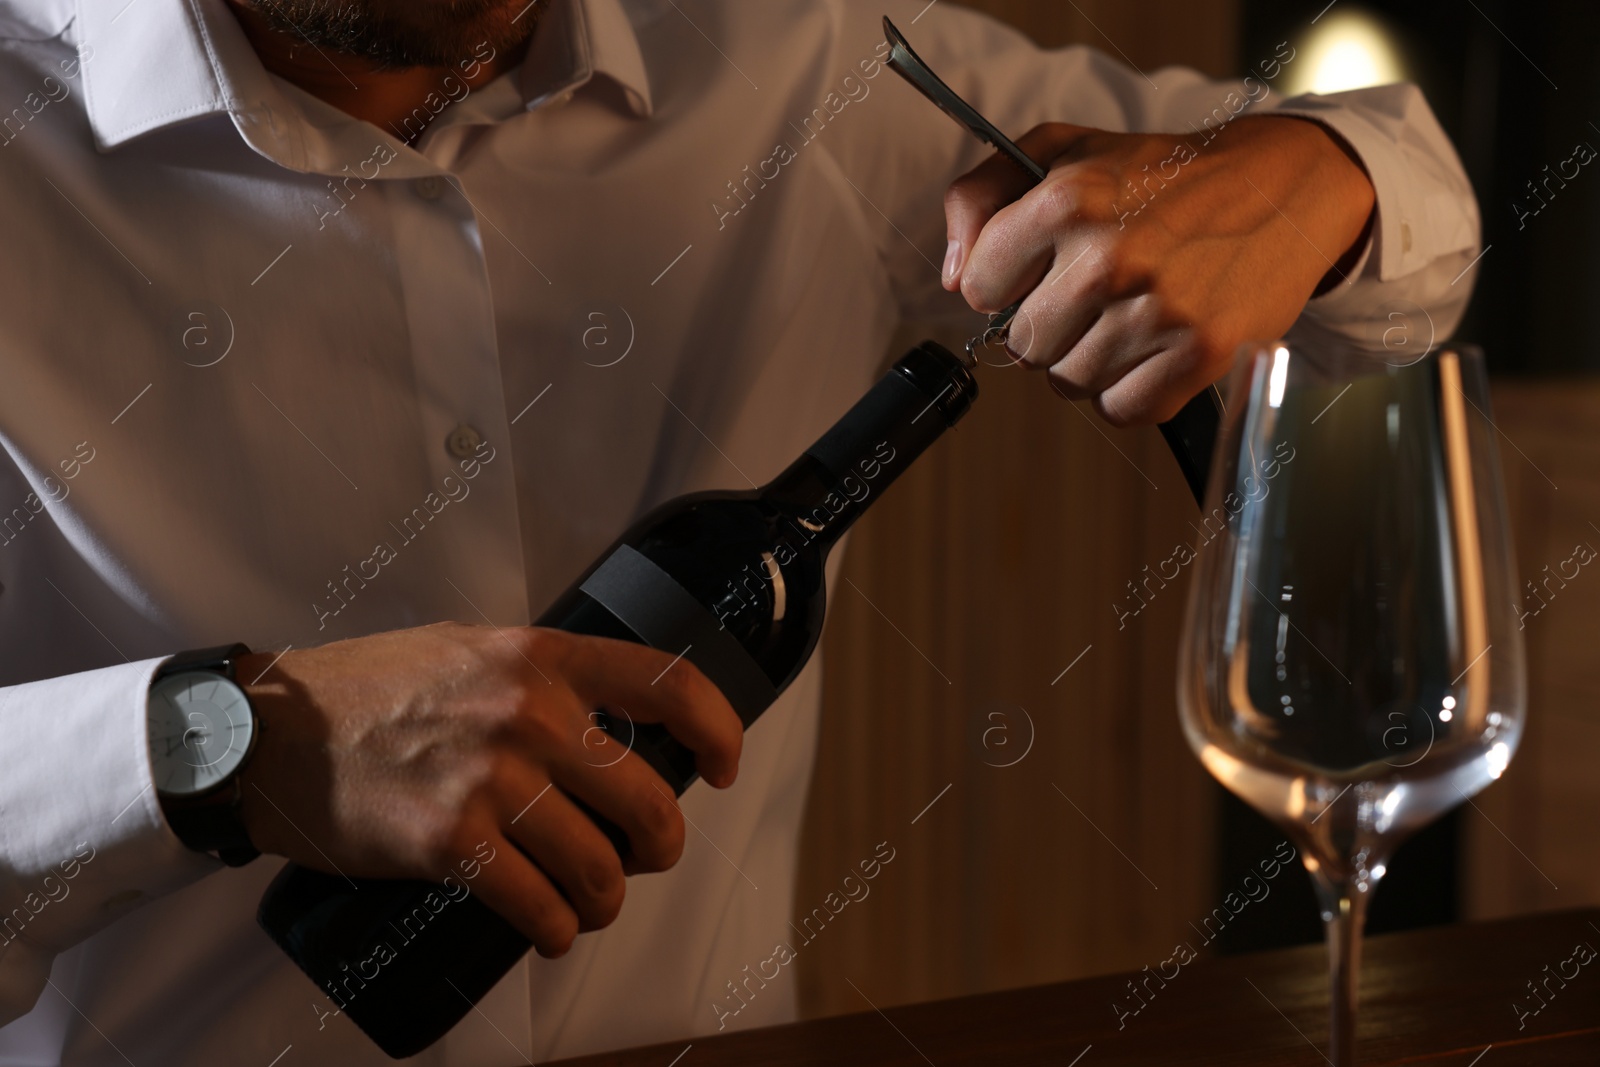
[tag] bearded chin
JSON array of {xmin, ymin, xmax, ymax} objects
[{"xmin": 246, "ymin": 0, "xmax": 538, "ymax": 69}]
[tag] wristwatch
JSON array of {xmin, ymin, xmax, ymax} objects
[{"xmin": 146, "ymin": 643, "xmax": 261, "ymax": 866}]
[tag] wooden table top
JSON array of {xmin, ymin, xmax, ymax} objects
[{"xmin": 551, "ymin": 909, "xmax": 1600, "ymax": 1066}]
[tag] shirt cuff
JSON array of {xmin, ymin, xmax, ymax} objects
[
  {"xmin": 1272, "ymin": 85, "xmax": 1477, "ymax": 284},
  {"xmin": 0, "ymin": 656, "xmax": 218, "ymax": 1021}
]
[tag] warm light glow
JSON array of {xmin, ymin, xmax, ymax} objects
[
  {"xmin": 1285, "ymin": 12, "xmax": 1406, "ymax": 97},
  {"xmin": 1268, "ymin": 346, "xmax": 1290, "ymax": 408}
]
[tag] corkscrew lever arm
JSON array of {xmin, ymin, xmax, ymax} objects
[{"xmin": 883, "ymin": 15, "xmax": 1220, "ymax": 508}]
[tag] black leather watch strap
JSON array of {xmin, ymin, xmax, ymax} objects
[
  {"xmin": 155, "ymin": 643, "xmax": 261, "ymax": 867},
  {"xmin": 155, "ymin": 643, "xmax": 253, "ymax": 681},
  {"xmin": 165, "ymin": 779, "xmax": 260, "ymax": 867}
]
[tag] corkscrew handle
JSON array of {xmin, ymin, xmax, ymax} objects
[{"xmin": 1156, "ymin": 387, "xmax": 1223, "ymax": 507}]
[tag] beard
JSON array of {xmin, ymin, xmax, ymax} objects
[{"xmin": 244, "ymin": 0, "xmax": 542, "ymax": 70}]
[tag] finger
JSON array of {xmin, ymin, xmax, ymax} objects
[
  {"xmin": 466, "ymin": 831, "xmax": 581, "ymax": 958},
  {"xmin": 499, "ymin": 776, "xmax": 627, "ymax": 932},
  {"xmin": 1001, "ymin": 239, "xmax": 1108, "ymax": 371},
  {"xmin": 551, "ymin": 632, "xmax": 743, "ymax": 789},
  {"xmin": 1089, "ymin": 344, "xmax": 1211, "ymax": 428},
  {"xmin": 547, "ymin": 725, "xmax": 687, "ymax": 873},
  {"xmin": 943, "ymin": 123, "xmax": 1091, "ymax": 293},
  {"xmin": 1041, "ymin": 295, "xmax": 1166, "ymax": 399}
]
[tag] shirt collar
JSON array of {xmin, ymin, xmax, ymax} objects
[
  {"xmin": 518, "ymin": 0, "xmax": 653, "ymax": 117},
  {"xmin": 75, "ymin": 0, "xmax": 653, "ymax": 153},
  {"xmin": 75, "ymin": 0, "xmax": 256, "ymax": 152}
]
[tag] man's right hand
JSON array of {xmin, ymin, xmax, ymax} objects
[{"xmin": 232, "ymin": 621, "xmax": 743, "ymax": 959}]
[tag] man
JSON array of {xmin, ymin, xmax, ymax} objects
[{"xmin": 0, "ymin": 0, "xmax": 1476, "ymax": 1062}]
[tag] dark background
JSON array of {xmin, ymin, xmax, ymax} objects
[{"xmin": 1244, "ymin": 0, "xmax": 1600, "ymax": 377}]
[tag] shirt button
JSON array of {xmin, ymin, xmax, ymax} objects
[
  {"xmin": 446, "ymin": 423, "xmax": 484, "ymax": 459},
  {"xmin": 413, "ymin": 176, "xmax": 445, "ymax": 200}
]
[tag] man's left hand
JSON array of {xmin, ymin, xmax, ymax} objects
[{"xmin": 942, "ymin": 116, "xmax": 1376, "ymax": 425}]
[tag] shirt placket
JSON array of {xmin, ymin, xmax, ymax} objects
[{"xmin": 386, "ymin": 156, "xmax": 530, "ymax": 627}]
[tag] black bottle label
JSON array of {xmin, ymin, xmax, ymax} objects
[{"xmin": 579, "ymin": 544, "xmax": 777, "ymax": 724}]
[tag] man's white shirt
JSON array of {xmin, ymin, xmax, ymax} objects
[{"xmin": 0, "ymin": 0, "xmax": 1478, "ymax": 1062}]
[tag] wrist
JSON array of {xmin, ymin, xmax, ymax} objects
[
  {"xmin": 148, "ymin": 644, "xmax": 263, "ymax": 866},
  {"xmin": 233, "ymin": 651, "xmax": 287, "ymax": 859},
  {"xmin": 1251, "ymin": 115, "xmax": 1376, "ymax": 289}
]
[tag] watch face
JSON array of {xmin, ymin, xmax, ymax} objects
[{"xmin": 148, "ymin": 671, "xmax": 254, "ymax": 797}]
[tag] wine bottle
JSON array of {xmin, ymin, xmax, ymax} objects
[{"xmin": 256, "ymin": 340, "xmax": 980, "ymax": 1058}]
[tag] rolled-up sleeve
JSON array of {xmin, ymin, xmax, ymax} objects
[
  {"xmin": 1273, "ymin": 85, "xmax": 1481, "ymax": 354},
  {"xmin": 0, "ymin": 657, "xmax": 218, "ymax": 1024}
]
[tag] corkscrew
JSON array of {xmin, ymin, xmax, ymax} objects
[
  {"xmin": 962, "ymin": 305, "xmax": 1020, "ymax": 368},
  {"xmin": 883, "ymin": 15, "xmax": 1221, "ymax": 507}
]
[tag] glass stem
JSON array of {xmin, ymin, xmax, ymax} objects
[{"xmin": 1312, "ymin": 873, "xmax": 1371, "ymax": 1067}]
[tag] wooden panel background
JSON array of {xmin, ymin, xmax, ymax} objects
[
  {"xmin": 795, "ymin": 1, "xmax": 1242, "ymax": 1018},
  {"xmin": 1463, "ymin": 381, "xmax": 1600, "ymax": 921}
]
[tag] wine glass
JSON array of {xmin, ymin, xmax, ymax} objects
[{"xmin": 1177, "ymin": 340, "xmax": 1526, "ymax": 1065}]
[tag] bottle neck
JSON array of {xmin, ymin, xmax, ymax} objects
[{"xmin": 761, "ymin": 342, "xmax": 977, "ymax": 553}]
